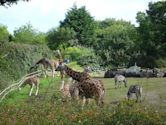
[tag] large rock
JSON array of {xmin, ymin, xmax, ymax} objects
[
  {"xmin": 125, "ymin": 63, "xmax": 141, "ymax": 77},
  {"xmin": 104, "ymin": 69, "xmax": 125, "ymax": 78}
]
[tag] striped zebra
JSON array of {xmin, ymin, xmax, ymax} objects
[
  {"xmin": 114, "ymin": 74, "xmax": 127, "ymax": 89},
  {"xmin": 127, "ymin": 85, "xmax": 142, "ymax": 102}
]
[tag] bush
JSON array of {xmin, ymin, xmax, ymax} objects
[
  {"xmin": 0, "ymin": 99, "xmax": 165, "ymax": 125},
  {"xmin": 65, "ymin": 46, "xmax": 101, "ymax": 68},
  {"xmin": 155, "ymin": 58, "xmax": 166, "ymax": 68},
  {"xmin": 0, "ymin": 42, "xmax": 54, "ymax": 89}
]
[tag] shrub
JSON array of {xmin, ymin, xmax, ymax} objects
[
  {"xmin": 0, "ymin": 99, "xmax": 165, "ymax": 125},
  {"xmin": 155, "ymin": 58, "xmax": 166, "ymax": 68},
  {"xmin": 0, "ymin": 42, "xmax": 54, "ymax": 89},
  {"xmin": 65, "ymin": 46, "xmax": 101, "ymax": 68}
]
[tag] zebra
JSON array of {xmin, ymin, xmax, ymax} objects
[
  {"xmin": 127, "ymin": 85, "xmax": 142, "ymax": 102},
  {"xmin": 114, "ymin": 74, "xmax": 127, "ymax": 89}
]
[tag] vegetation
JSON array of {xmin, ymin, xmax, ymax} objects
[
  {"xmin": 0, "ymin": 24, "xmax": 10, "ymax": 43},
  {"xmin": 1, "ymin": 1, "xmax": 166, "ymax": 68},
  {"xmin": 136, "ymin": 1, "xmax": 166, "ymax": 68},
  {"xmin": 95, "ymin": 19, "xmax": 137, "ymax": 67},
  {"xmin": 65, "ymin": 46, "xmax": 101, "ymax": 68},
  {"xmin": 46, "ymin": 27, "xmax": 76, "ymax": 50},
  {"xmin": 1, "ymin": 0, "xmax": 166, "ymax": 124},
  {"xmin": 0, "ymin": 42, "xmax": 54, "ymax": 89},
  {"xmin": 46, "ymin": 1, "xmax": 166, "ymax": 68},
  {"xmin": 0, "ymin": 0, "xmax": 29, "ymax": 6},
  {"xmin": 14, "ymin": 23, "xmax": 46, "ymax": 44},
  {"xmin": 60, "ymin": 4, "xmax": 97, "ymax": 46},
  {"xmin": 0, "ymin": 0, "xmax": 165, "ymax": 89},
  {"xmin": 0, "ymin": 77, "xmax": 166, "ymax": 124}
]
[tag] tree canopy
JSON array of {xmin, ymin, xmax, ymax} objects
[
  {"xmin": 1, "ymin": 1, "xmax": 166, "ymax": 68},
  {"xmin": 136, "ymin": 1, "xmax": 166, "ymax": 67},
  {"xmin": 95, "ymin": 19, "xmax": 137, "ymax": 67},
  {"xmin": 46, "ymin": 27, "xmax": 76, "ymax": 50},
  {"xmin": 60, "ymin": 5, "xmax": 97, "ymax": 46},
  {"xmin": 14, "ymin": 23, "xmax": 46, "ymax": 44}
]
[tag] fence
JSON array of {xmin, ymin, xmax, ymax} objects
[{"xmin": 0, "ymin": 70, "xmax": 42, "ymax": 102}]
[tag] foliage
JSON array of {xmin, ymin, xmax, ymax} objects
[
  {"xmin": 46, "ymin": 27, "xmax": 76, "ymax": 50},
  {"xmin": 136, "ymin": 1, "xmax": 166, "ymax": 68},
  {"xmin": 0, "ymin": 71, "xmax": 12, "ymax": 90},
  {"xmin": 0, "ymin": 0, "xmax": 29, "ymax": 6},
  {"xmin": 155, "ymin": 58, "xmax": 166, "ymax": 68},
  {"xmin": 0, "ymin": 42, "xmax": 53, "ymax": 89},
  {"xmin": 14, "ymin": 23, "xmax": 46, "ymax": 44},
  {"xmin": 65, "ymin": 46, "xmax": 101, "ymax": 68},
  {"xmin": 0, "ymin": 76, "xmax": 166, "ymax": 124},
  {"xmin": 95, "ymin": 18, "xmax": 137, "ymax": 67},
  {"xmin": 0, "ymin": 24, "xmax": 10, "ymax": 43},
  {"xmin": 60, "ymin": 4, "xmax": 97, "ymax": 46},
  {"xmin": 0, "ymin": 99, "xmax": 165, "ymax": 125}
]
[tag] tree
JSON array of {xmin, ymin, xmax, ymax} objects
[
  {"xmin": 14, "ymin": 23, "xmax": 46, "ymax": 44},
  {"xmin": 95, "ymin": 19, "xmax": 137, "ymax": 67},
  {"xmin": 46, "ymin": 27, "xmax": 76, "ymax": 50},
  {"xmin": 60, "ymin": 5, "xmax": 97, "ymax": 46},
  {"xmin": 0, "ymin": 24, "xmax": 10, "ymax": 43},
  {"xmin": 136, "ymin": 1, "xmax": 166, "ymax": 67},
  {"xmin": 0, "ymin": 0, "xmax": 29, "ymax": 6}
]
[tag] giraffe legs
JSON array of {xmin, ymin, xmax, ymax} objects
[
  {"xmin": 51, "ymin": 64, "xmax": 55, "ymax": 78},
  {"xmin": 29, "ymin": 84, "xmax": 35, "ymax": 96},
  {"xmin": 29, "ymin": 83, "xmax": 40, "ymax": 96},
  {"xmin": 60, "ymin": 80, "xmax": 65, "ymax": 91},
  {"xmin": 35, "ymin": 84, "xmax": 39, "ymax": 96},
  {"xmin": 52, "ymin": 69, "xmax": 55, "ymax": 78}
]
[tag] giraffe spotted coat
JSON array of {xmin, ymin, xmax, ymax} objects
[{"xmin": 59, "ymin": 64, "xmax": 105, "ymax": 106}]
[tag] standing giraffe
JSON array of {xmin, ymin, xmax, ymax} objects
[
  {"xmin": 30, "ymin": 58, "xmax": 59, "ymax": 78},
  {"xmin": 19, "ymin": 75, "xmax": 40, "ymax": 96},
  {"xmin": 58, "ymin": 63, "xmax": 105, "ymax": 106}
]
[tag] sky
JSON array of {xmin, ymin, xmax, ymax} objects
[{"xmin": 0, "ymin": 0, "xmax": 159, "ymax": 33}]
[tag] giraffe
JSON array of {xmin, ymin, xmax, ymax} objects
[
  {"xmin": 58, "ymin": 63, "xmax": 105, "ymax": 106},
  {"xmin": 30, "ymin": 57, "xmax": 59, "ymax": 78},
  {"xmin": 19, "ymin": 75, "xmax": 40, "ymax": 96}
]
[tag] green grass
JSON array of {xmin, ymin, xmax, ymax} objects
[
  {"xmin": 103, "ymin": 77, "xmax": 166, "ymax": 110},
  {"xmin": 0, "ymin": 76, "xmax": 166, "ymax": 125},
  {"xmin": 1, "ymin": 77, "xmax": 166, "ymax": 108}
]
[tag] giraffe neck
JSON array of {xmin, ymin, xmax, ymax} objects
[{"xmin": 64, "ymin": 65, "xmax": 90, "ymax": 82}]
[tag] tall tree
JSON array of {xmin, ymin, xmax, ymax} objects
[
  {"xmin": 136, "ymin": 1, "xmax": 166, "ymax": 67},
  {"xmin": 60, "ymin": 5, "xmax": 97, "ymax": 46},
  {"xmin": 46, "ymin": 27, "xmax": 76, "ymax": 50},
  {"xmin": 95, "ymin": 19, "xmax": 137, "ymax": 67}
]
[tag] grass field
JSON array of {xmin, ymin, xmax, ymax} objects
[
  {"xmin": 1, "ymin": 76, "xmax": 166, "ymax": 108},
  {"xmin": 0, "ymin": 75, "xmax": 166, "ymax": 124}
]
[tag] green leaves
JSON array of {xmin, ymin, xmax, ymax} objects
[
  {"xmin": 136, "ymin": 1, "xmax": 166, "ymax": 67},
  {"xmin": 0, "ymin": 25, "xmax": 10, "ymax": 43},
  {"xmin": 14, "ymin": 23, "xmax": 46, "ymax": 44},
  {"xmin": 46, "ymin": 27, "xmax": 76, "ymax": 50},
  {"xmin": 60, "ymin": 5, "xmax": 97, "ymax": 46},
  {"xmin": 96, "ymin": 19, "xmax": 137, "ymax": 67},
  {"xmin": 0, "ymin": 0, "xmax": 29, "ymax": 6}
]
